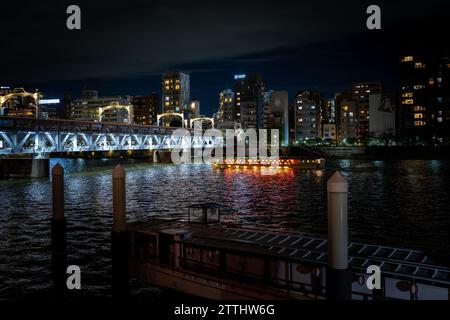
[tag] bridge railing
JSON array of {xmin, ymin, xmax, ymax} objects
[{"xmin": 0, "ymin": 115, "xmax": 188, "ymax": 135}]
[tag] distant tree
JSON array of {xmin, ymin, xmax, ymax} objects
[
  {"xmin": 315, "ymin": 137, "xmax": 323, "ymax": 145},
  {"xmin": 383, "ymin": 129, "xmax": 395, "ymax": 146},
  {"xmin": 169, "ymin": 118, "xmax": 183, "ymax": 127},
  {"xmin": 346, "ymin": 137, "xmax": 358, "ymax": 146}
]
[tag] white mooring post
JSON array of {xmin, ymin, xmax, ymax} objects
[
  {"xmin": 111, "ymin": 164, "xmax": 128, "ymax": 297},
  {"xmin": 326, "ymin": 171, "xmax": 352, "ymax": 300}
]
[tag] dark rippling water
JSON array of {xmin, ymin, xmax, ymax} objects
[{"xmin": 0, "ymin": 158, "xmax": 449, "ymax": 300}]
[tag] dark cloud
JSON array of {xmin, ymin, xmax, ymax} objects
[{"xmin": 1, "ymin": 0, "xmax": 449, "ymax": 114}]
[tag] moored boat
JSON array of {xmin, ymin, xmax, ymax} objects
[
  {"xmin": 127, "ymin": 203, "xmax": 450, "ymax": 300},
  {"xmin": 212, "ymin": 158, "xmax": 325, "ymax": 170}
]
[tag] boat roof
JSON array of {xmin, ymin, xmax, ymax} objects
[{"xmin": 187, "ymin": 202, "xmax": 225, "ymax": 209}]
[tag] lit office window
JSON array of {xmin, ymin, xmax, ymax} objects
[
  {"xmin": 402, "ymin": 56, "xmax": 414, "ymax": 62},
  {"xmin": 402, "ymin": 92, "xmax": 413, "ymax": 98}
]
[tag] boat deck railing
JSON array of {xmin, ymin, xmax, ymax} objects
[
  {"xmin": 128, "ymin": 222, "xmax": 449, "ymax": 300},
  {"xmin": 130, "ymin": 239, "xmax": 448, "ymax": 300}
]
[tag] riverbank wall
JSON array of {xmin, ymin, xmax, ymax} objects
[
  {"xmin": 284, "ymin": 146, "xmax": 450, "ymax": 160},
  {"xmin": 0, "ymin": 158, "xmax": 50, "ymax": 178}
]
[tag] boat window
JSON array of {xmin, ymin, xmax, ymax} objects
[
  {"xmin": 189, "ymin": 208, "xmax": 204, "ymax": 223},
  {"xmin": 206, "ymin": 208, "xmax": 219, "ymax": 223}
]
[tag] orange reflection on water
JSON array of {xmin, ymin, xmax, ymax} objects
[{"xmin": 220, "ymin": 165, "xmax": 298, "ymax": 230}]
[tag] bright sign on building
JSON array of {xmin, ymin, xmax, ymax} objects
[
  {"xmin": 234, "ymin": 74, "xmax": 246, "ymax": 80},
  {"xmin": 40, "ymin": 99, "xmax": 60, "ymax": 104}
]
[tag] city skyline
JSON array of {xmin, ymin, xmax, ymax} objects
[{"xmin": 1, "ymin": 0, "xmax": 450, "ymax": 306}]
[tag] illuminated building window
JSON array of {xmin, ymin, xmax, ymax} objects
[
  {"xmin": 414, "ymin": 113, "xmax": 423, "ymax": 119},
  {"xmin": 414, "ymin": 121, "xmax": 425, "ymax": 126},
  {"xmin": 402, "ymin": 99, "xmax": 414, "ymax": 105},
  {"xmin": 164, "ymin": 80, "xmax": 169, "ymax": 85},
  {"xmin": 343, "ymin": 105, "xmax": 349, "ymax": 111},
  {"xmin": 429, "ymin": 79, "xmax": 435, "ymax": 85},
  {"xmin": 414, "ymin": 85, "xmax": 425, "ymax": 90},
  {"xmin": 175, "ymin": 85, "xmax": 180, "ymax": 90},
  {"xmin": 402, "ymin": 92, "xmax": 413, "ymax": 98},
  {"xmin": 438, "ymin": 117, "xmax": 443, "ymax": 123},
  {"xmin": 402, "ymin": 56, "xmax": 414, "ymax": 62},
  {"xmin": 165, "ymin": 86, "xmax": 170, "ymax": 90},
  {"xmin": 415, "ymin": 62, "xmax": 425, "ymax": 68},
  {"xmin": 413, "ymin": 106, "xmax": 425, "ymax": 112}
]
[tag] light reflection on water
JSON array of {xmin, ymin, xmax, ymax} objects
[{"xmin": 0, "ymin": 158, "xmax": 449, "ymax": 300}]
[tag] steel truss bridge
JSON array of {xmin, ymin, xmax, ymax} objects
[{"xmin": 0, "ymin": 116, "xmax": 222, "ymax": 155}]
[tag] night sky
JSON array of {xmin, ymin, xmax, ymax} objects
[{"xmin": 1, "ymin": 0, "xmax": 449, "ymax": 116}]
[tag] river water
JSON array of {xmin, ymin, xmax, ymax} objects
[{"xmin": 0, "ymin": 158, "xmax": 449, "ymax": 300}]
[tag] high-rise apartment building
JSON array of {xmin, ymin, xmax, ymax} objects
[
  {"xmin": 400, "ymin": 52, "xmax": 450, "ymax": 145},
  {"xmin": 162, "ymin": 72, "xmax": 190, "ymax": 116},
  {"xmin": 294, "ymin": 89, "xmax": 322, "ymax": 142},
  {"xmin": 132, "ymin": 93, "xmax": 160, "ymax": 125},
  {"xmin": 352, "ymin": 82, "xmax": 383, "ymax": 140},
  {"xmin": 234, "ymin": 74, "xmax": 265, "ymax": 129},
  {"xmin": 369, "ymin": 92, "xmax": 396, "ymax": 143},
  {"xmin": 334, "ymin": 90, "xmax": 352, "ymax": 141},
  {"xmin": 318, "ymin": 98, "xmax": 336, "ymax": 141},
  {"xmin": 218, "ymin": 89, "xmax": 235, "ymax": 129},
  {"xmin": 339, "ymin": 99, "xmax": 358, "ymax": 141},
  {"xmin": 262, "ymin": 90, "xmax": 289, "ymax": 145}
]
